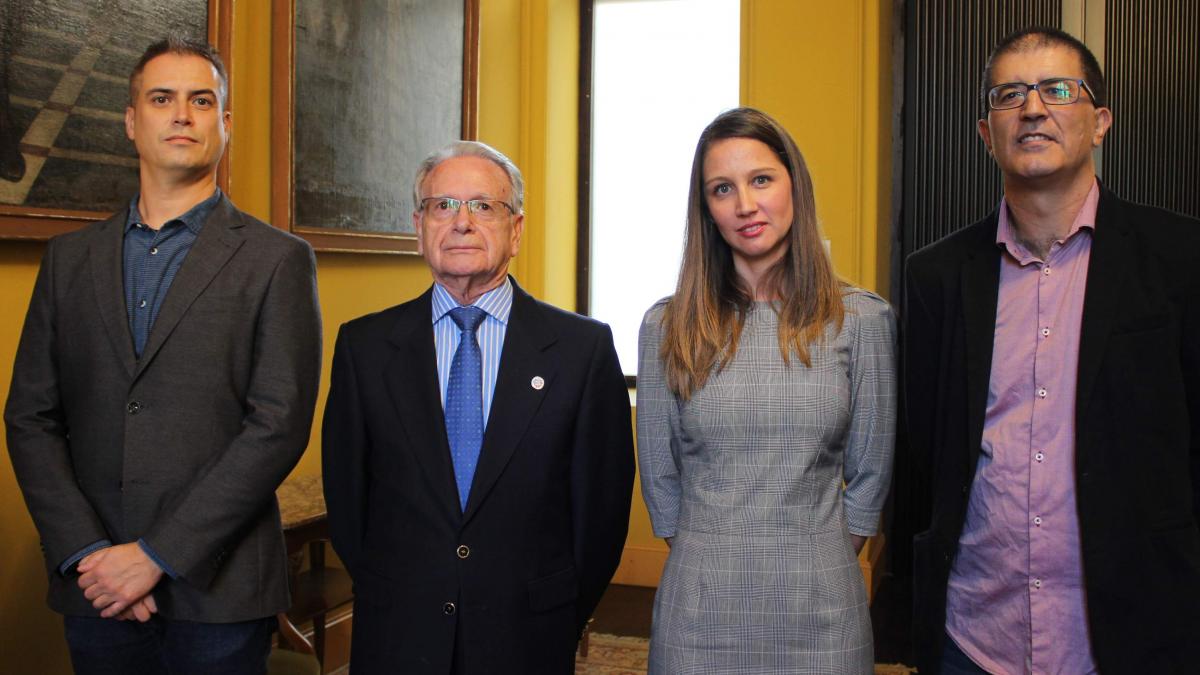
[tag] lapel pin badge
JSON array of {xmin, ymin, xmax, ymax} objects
[{"xmin": 530, "ymin": 376, "xmax": 545, "ymax": 390}]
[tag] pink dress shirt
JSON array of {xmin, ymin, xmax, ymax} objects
[{"xmin": 945, "ymin": 181, "xmax": 1101, "ymax": 674}]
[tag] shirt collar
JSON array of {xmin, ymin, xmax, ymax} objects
[
  {"xmin": 431, "ymin": 277, "xmax": 514, "ymax": 326},
  {"xmin": 125, "ymin": 188, "xmax": 222, "ymax": 234},
  {"xmin": 996, "ymin": 179, "xmax": 1100, "ymax": 262}
]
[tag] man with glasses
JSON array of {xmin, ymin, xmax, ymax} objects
[
  {"xmin": 905, "ymin": 26, "xmax": 1200, "ymax": 674},
  {"xmin": 322, "ymin": 140, "xmax": 634, "ymax": 674}
]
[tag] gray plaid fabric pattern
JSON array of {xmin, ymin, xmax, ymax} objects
[{"xmin": 636, "ymin": 289, "xmax": 897, "ymax": 674}]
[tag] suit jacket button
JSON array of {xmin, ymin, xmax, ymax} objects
[
  {"xmin": 443, "ymin": 602, "xmax": 456, "ymax": 615},
  {"xmin": 127, "ymin": 401, "xmax": 141, "ymax": 415},
  {"xmin": 456, "ymin": 545, "xmax": 470, "ymax": 559}
]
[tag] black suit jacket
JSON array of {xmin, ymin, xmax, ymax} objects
[
  {"xmin": 4, "ymin": 195, "xmax": 322, "ymax": 621},
  {"xmin": 322, "ymin": 279, "xmax": 634, "ymax": 675},
  {"xmin": 903, "ymin": 186, "xmax": 1200, "ymax": 674}
]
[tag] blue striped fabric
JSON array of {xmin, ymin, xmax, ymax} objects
[{"xmin": 431, "ymin": 279, "xmax": 513, "ymax": 426}]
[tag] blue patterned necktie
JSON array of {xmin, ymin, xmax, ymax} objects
[{"xmin": 445, "ymin": 306, "xmax": 487, "ymax": 511}]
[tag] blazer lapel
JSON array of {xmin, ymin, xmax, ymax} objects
[
  {"xmin": 1076, "ymin": 188, "xmax": 1132, "ymax": 428},
  {"xmin": 463, "ymin": 281, "xmax": 556, "ymax": 522},
  {"xmin": 88, "ymin": 211, "xmax": 137, "ymax": 378},
  {"xmin": 382, "ymin": 288, "xmax": 463, "ymax": 523},
  {"xmin": 133, "ymin": 196, "xmax": 244, "ymax": 380},
  {"xmin": 960, "ymin": 211, "xmax": 1002, "ymax": 471}
]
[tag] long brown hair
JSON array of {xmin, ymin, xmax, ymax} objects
[{"xmin": 660, "ymin": 107, "xmax": 844, "ymax": 400}]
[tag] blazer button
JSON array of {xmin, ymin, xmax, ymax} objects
[
  {"xmin": 456, "ymin": 545, "xmax": 470, "ymax": 559},
  {"xmin": 443, "ymin": 602, "xmax": 456, "ymax": 615},
  {"xmin": 127, "ymin": 401, "xmax": 141, "ymax": 415}
]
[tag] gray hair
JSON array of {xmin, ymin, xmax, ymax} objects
[{"xmin": 411, "ymin": 140, "xmax": 525, "ymax": 214}]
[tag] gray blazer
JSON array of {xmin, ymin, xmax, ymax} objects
[{"xmin": 4, "ymin": 195, "xmax": 322, "ymax": 622}]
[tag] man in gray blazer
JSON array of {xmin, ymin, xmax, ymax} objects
[{"xmin": 4, "ymin": 36, "xmax": 321, "ymax": 674}]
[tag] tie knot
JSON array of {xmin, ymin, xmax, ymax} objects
[{"xmin": 449, "ymin": 305, "xmax": 487, "ymax": 333}]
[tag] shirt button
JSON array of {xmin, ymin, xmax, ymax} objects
[
  {"xmin": 1037, "ymin": 387, "xmax": 1047, "ymax": 398},
  {"xmin": 1035, "ymin": 452, "xmax": 1045, "ymax": 462},
  {"xmin": 139, "ymin": 299, "xmax": 147, "ymax": 308},
  {"xmin": 1043, "ymin": 267, "xmax": 1051, "ymax": 275},
  {"xmin": 1034, "ymin": 516, "xmax": 1043, "ymax": 526},
  {"xmin": 127, "ymin": 401, "xmax": 141, "ymax": 415},
  {"xmin": 150, "ymin": 247, "xmax": 158, "ymax": 255},
  {"xmin": 1041, "ymin": 327, "xmax": 1050, "ymax": 337},
  {"xmin": 456, "ymin": 545, "xmax": 470, "ymax": 559},
  {"xmin": 1033, "ymin": 579, "xmax": 1042, "ymax": 588},
  {"xmin": 443, "ymin": 602, "xmax": 456, "ymax": 615}
]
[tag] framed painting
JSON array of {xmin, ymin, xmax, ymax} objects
[
  {"xmin": 0, "ymin": 0, "xmax": 232, "ymax": 240},
  {"xmin": 271, "ymin": 0, "xmax": 480, "ymax": 254}
]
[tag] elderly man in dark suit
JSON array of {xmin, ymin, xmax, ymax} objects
[
  {"xmin": 322, "ymin": 140, "xmax": 634, "ymax": 674},
  {"xmin": 4, "ymin": 37, "xmax": 321, "ymax": 674},
  {"xmin": 904, "ymin": 26, "xmax": 1200, "ymax": 675}
]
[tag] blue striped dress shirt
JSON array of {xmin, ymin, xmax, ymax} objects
[{"xmin": 431, "ymin": 279, "xmax": 513, "ymax": 426}]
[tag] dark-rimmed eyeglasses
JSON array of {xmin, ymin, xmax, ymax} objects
[
  {"xmin": 986, "ymin": 78, "xmax": 1098, "ymax": 111},
  {"xmin": 419, "ymin": 197, "xmax": 515, "ymax": 223}
]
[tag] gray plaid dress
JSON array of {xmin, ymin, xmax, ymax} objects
[{"xmin": 636, "ymin": 289, "xmax": 896, "ymax": 674}]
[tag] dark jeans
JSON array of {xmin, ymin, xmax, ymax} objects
[
  {"xmin": 63, "ymin": 614, "xmax": 273, "ymax": 675},
  {"xmin": 941, "ymin": 632, "xmax": 990, "ymax": 675}
]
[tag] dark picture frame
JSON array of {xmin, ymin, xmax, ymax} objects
[
  {"xmin": 0, "ymin": 0, "xmax": 233, "ymax": 240},
  {"xmin": 271, "ymin": 0, "xmax": 480, "ymax": 254}
]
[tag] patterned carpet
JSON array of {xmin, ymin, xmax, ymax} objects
[{"xmin": 575, "ymin": 633, "xmax": 917, "ymax": 674}]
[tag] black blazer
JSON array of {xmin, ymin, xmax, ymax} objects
[
  {"xmin": 4, "ymin": 196, "xmax": 322, "ymax": 622},
  {"xmin": 322, "ymin": 279, "xmax": 634, "ymax": 675},
  {"xmin": 903, "ymin": 186, "xmax": 1200, "ymax": 674}
]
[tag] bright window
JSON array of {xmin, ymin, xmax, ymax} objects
[{"xmin": 588, "ymin": 0, "xmax": 741, "ymax": 377}]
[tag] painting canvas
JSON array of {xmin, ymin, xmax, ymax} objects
[
  {"xmin": 0, "ymin": 0, "xmax": 213, "ymax": 237},
  {"xmin": 278, "ymin": 0, "xmax": 477, "ymax": 252}
]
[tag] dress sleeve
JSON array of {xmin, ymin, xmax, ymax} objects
[
  {"xmin": 635, "ymin": 302, "xmax": 684, "ymax": 539},
  {"xmin": 842, "ymin": 292, "xmax": 898, "ymax": 536}
]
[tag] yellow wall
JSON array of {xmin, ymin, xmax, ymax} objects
[
  {"xmin": 0, "ymin": 242, "xmax": 64, "ymax": 672},
  {"xmin": 0, "ymin": 0, "xmax": 891, "ymax": 668},
  {"xmin": 743, "ymin": 0, "xmax": 893, "ymax": 295}
]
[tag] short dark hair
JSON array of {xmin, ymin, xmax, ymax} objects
[
  {"xmin": 129, "ymin": 35, "xmax": 228, "ymax": 109},
  {"xmin": 980, "ymin": 26, "xmax": 1106, "ymax": 115}
]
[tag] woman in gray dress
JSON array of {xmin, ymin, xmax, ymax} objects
[{"xmin": 637, "ymin": 107, "xmax": 895, "ymax": 674}]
